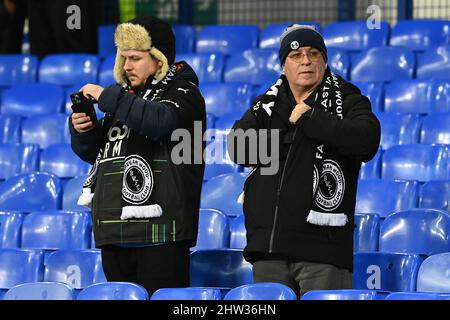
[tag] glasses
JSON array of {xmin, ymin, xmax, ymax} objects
[{"xmin": 287, "ymin": 50, "xmax": 322, "ymax": 62}]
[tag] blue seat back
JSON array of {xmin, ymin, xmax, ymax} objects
[
  {"xmin": 390, "ymin": 20, "xmax": 450, "ymax": 51},
  {"xmin": 39, "ymin": 54, "xmax": 99, "ymax": 86},
  {"xmin": 417, "ymin": 252, "xmax": 450, "ymax": 293},
  {"xmin": 380, "ymin": 209, "xmax": 450, "ymax": 255},
  {"xmin": 98, "ymin": 54, "xmax": 116, "ymax": 87},
  {"xmin": 196, "ymin": 25, "xmax": 259, "ymax": 55},
  {"xmin": 44, "ymin": 249, "xmax": 106, "ymax": 289},
  {"xmin": 0, "ymin": 54, "xmax": 38, "ymax": 87},
  {"xmin": 21, "ymin": 211, "xmax": 91, "ymax": 250},
  {"xmin": 190, "ymin": 249, "xmax": 253, "ymax": 288},
  {"xmin": 355, "ymin": 179, "xmax": 418, "ymax": 218},
  {"xmin": 214, "ymin": 112, "xmax": 240, "ymax": 132},
  {"xmin": 3, "ymin": 282, "xmax": 75, "ymax": 300},
  {"xmin": 40, "ymin": 143, "xmax": 91, "ymax": 178},
  {"xmin": 302, "ymin": 289, "xmax": 379, "ymax": 300},
  {"xmin": 0, "ymin": 248, "xmax": 44, "ymax": 289},
  {"xmin": 0, "ymin": 143, "xmax": 39, "ymax": 180},
  {"xmin": 385, "ymin": 292, "xmax": 450, "ymax": 300},
  {"xmin": 173, "ymin": 24, "xmax": 196, "ymax": 53},
  {"xmin": 421, "ymin": 113, "xmax": 450, "ymax": 144},
  {"xmin": 201, "ymin": 82, "xmax": 252, "ymax": 118},
  {"xmin": 351, "ymin": 47, "xmax": 415, "ymax": 82},
  {"xmin": 203, "ymin": 131, "xmax": 240, "ymax": 181},
  {"xmin": 323, "ymin": 21, "xmax": 389, "ymax": 52},
  {"xmin": 358, "ymin": 148, "xmax": 382, "ymax": 179},
  {"xmin": 0, "ymin": 212, "xmax": 24, "ymax": 248},
  {"xmin": 377, "ymin": 113, "xmax": 421, "ymax": 150},
  {"xmin": 78, "ymin": 282, "xmax": 148, "ymax": 300},
  {"xmin": 192, "ymin": 209, "xmax": 229, "ymax": 250},
  {"xmin": 419, "ymin": 180, "xmax": 450, "ymax": 212},
  {"xmin": 224, "ymin": 282, "xmax": 297, "ymax": 300},
  {"xmin": 224, "ymin": 49, "xmax": 281, "ymax": 86},
  {"xmin": 354, "ymin": 213, "xmax": 380, "ymax": 252},
  {"xmin": 22, "ymin": 114, "xmax": 69, "ymax": 149},
  {"xmin": 176, "ymin": 52, "xmax": 225, "ymax": 83},
  {"xmin": 328, "ymin": 48, "xmax": 350, "ymax": 79},
  {"xmin": 352, "ymin": 82, "xmax": 384, "ymax": 113},
  {"xmin": 0, "ymin": 172, "xmax": 62, "ymax": 211},
  {"xmin": 0, "ymin": 115, "xmax": 21, "ymax": 144},
  {"xmin": 353, "ymin": 252, "xmax": 424, "ymax": 292},
  {"xmin": 98, "ymin": 25, "xmax": 116, "ymax": 58},
  {"xmin": 1, "ymin": 83, "xmax": 64, "ymax": 116},
  {"xmin": 259, "ymin": 23, "xmax": 292, "ymax": 49},
  {"xmin": 151, "ymin": 287, "xmax": 221, "ymax": 300},
  {"xmin": 229, "ymin": 214, "xmax": 246, "ymax": 249},
  {"xmin": 201, "ymin": 173, "xmax": 246, "ymax": 217},
  {"xmin": 417, "ymin": 46, "xmax": 450, "ymax": 80},
  {"xmin": 62, "ymin": 175, "xmax": 87, "ymax": 211},
  {"xmin": 382, "ymin": 144, "xmax": 449, "ymax": 182}
]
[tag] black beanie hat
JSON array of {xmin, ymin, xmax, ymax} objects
[
  {"xmin": 279, "ymin": 24, "xmax": 327, "ymax": 65},
  {"xmin": 113, "ymin": 16, "xmax": 175, "ymax": 83}
]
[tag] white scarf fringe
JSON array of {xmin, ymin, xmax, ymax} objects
[
  {"xmin": 77, "ymin": 188, "xmax": 95, "ymax": 208},
  {"xmin": 237, "ymin": 191, "xmax": 245, "ymax": 204},
  {"xmin": 120, "ymin": 204, "xmax": 163, "ymax": 220},
  {"xmin": 306, "ymin": 210, "xmax": 348, "ymax": 226}
]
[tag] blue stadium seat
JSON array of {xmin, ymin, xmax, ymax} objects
[
  {"xmin": 39, "ymin": 143, "xmax": 91, "ymax": 178},
  {"xmin": 0, "ymin": 143, "xmax": 39, "ymax": 180},
  {"xmin": 379, "ymin": 209, "xmax": 450, "ymax": 255},
  {"xmin": 22, "ymin": 114, "xmax": 69, "ymax": 149},
  {"xmin": 62, "ymin": 175, "xmax": 87, "ymax": 211},
  {"xmin": 382, "ymin": 144, "xmax": 449, "ymax": 182},
  {"xmin": 1, "ymin": 83, "xmax": 64, "ymax": 116},
  {"xmin": 385, "ymin": 292, "xmax": 450, "ymax": 300},
  {"xmin": 352, "ymin": 82, "xmax": 384, "ymax": 113},
  {"xmin": 0, "ymin": 211, "xmax": 24, "ymax": 248},
  {"xmin": 377, "ymin": 113, "xmax": 421, "ymax": 150},
  {"xmin": 151, "ymin": 287, "xmax": 221, "ymax": 300},
  {"xmin": 98, "ymin": 54, "xmax": 116, "ymax": 87},
  {"xmin": 353, "ymin": 252, "xmax": 424, "ymax": 292},
  {"xmin": 39, "ymin": 54, "xmax": 99, "ymax": 86},
  {"xmin": 191, "ymin": 209, "xmax": 229, "ymax": 250},
  {"xmin": 214, "ymin": 112, "xmax": 240, "ymax": 133},
  {"xmin": 323, "ymin": 21, "xmax": 390, "ymax": 52},
  {"xmin": 0, "ymin": 248, "xmax": 44, "ymax": 289},
  {"xmin": 419, "ymin": 181, "xmax": 450, "ymax": 212},
  {"xmin": 416, "ymin": 46, "xmax": 450, "ymax": 80},
  {"xmin": 98, "ymin": 24, "xmax": 116, "ymax": 58},
  {"xmin": 190, "ymin": 249, "xmax": 253, "ymax": 288},
  {"xmin": 390, "ymin": 20, "xmax": 450, "ymax": 51},
  {"xmin": 0, "ymin": 54, "xmax": 38, "ymax": 87},
  {"xmin": 384, "ymin": 80, "xmax": 450, "ymax": 113},
  {"xmin": 355, "ymin": 179, "xmax": 418, "ymax": 218},
  {"xmin": 0, "ymin": 114, "xmax": 21, "ymax": 144},
  {"xmin": 229, "ymin": 214, "xmax": 246, "ymax": 249},
  {"xmin": 196, "ymin": 25, "xmax": 259, "ymax": 55},
  {"xmin": 200, "ymin": 82, "xmax": 252, "ymax": 119},
  {"xmin": 259, "ymin": 22, "xmax": 321, "ymax": 49},
  {"xmin": 224, "ymin": 282, "xmax": 297, "ymax": 300},
  {"xmin": 351, "ymin": 47, "xmax": 415, "ymax": 82},
  {"xmin": 328, "ymin": 48, "xmax": 350, "ymax": 79},
  {"xmin": 302, "ymin": 289, "xmax": 379, "ymax": 300},
  {"xmin": 176, "ymin": 52, "xmax": 225, "ymax": 83},
  {"xmin": 421, "ymin": 113, "xmax": 450, "ymax": 144},
  {"xmin": 354, "ymin": 213, "xmax": 380, "ymax": 252},
  {"xmin": 3, "ymin": 282, "xmax": 75, "ymax": 300},
  {"xmin": 0, "ymin": 172, "xmax": 62, "ymax": 211},
  {"xmin": 417, "ymin": 252, "xmax": 450, "ymax": 293},
  {"xmin": 21, "ymin": 211, "xmax": 91, "ymax": 250},
  {"xmin": 206, "ymin": 112, "xmax": 215, "ymax": 129},
  {"xmin": 44, "ymin": 249, "xmax": 106, "ymax": 289},
  {"xmin": 203, "ymin": 132, "xmax": 240, "ymax": 181},
  {"xmin": 201, "ymin": 172, "xmax": 246, "ymax": 216},
  {"xmin": 224, "ymin": 49, "xmax": 281, "ymax": 86},
  {"xmin": 358, "ymin": 148, "xmax": 382, "ymax": 179},
  {"xmin": 78, "ymin": 282, "xmax": 148, "ymax": 300},
  {"xmin": 173, "ymin": 24, "xmax": 196, "ymax": 54}
]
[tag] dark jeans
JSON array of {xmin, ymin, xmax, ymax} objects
[
  {"xmin": 101, "ymin": 242, "xmax": 191, "ymax": 298},
  {"xmin": 253, "ymin": 260, "xmax": 352, "ymax": 298}
]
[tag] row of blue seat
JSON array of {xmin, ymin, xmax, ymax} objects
[{"xmin": 100, "ymin": 20, "xmax": 450, "ymax": 57}]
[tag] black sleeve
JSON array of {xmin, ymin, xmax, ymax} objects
[
  {"xmin": 297, "ymin": 95, "xmax": 381, "ymax": 162},
  {"xmin": 68, "ymin": 116, "xmax": 103, "ymax": 165}
]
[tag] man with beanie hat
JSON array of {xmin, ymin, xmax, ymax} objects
[
  {"xmin": 69, "ymin": 16, "xmax": 206, "ymax": 296},
  {"xmin": 228, "ymin": 24, "xmax": 380, "ymax": 297}
]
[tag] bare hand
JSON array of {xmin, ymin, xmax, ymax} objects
[
  {"xmin": 71, "ymin": 112, "xmax": 95, "ymax": 133},
  {"xmin": 79, "ymin": 84, "xmax": 104, "ymax": 101},
  {"xmin": 289, "ymin": 102, "xmax": 312, "ymax": 124}
]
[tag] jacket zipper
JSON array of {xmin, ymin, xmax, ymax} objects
[{"xmin": 268, "ymin": 127, "xmax": 297, "ymax": 253}]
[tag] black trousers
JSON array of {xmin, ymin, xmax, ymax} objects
[{"xmin": 100, "ymin": 242, "xmax": 191, "ymax": 298}]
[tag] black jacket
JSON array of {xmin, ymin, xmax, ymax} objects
[
  {"xmin": 228, "ymin": 78, "xmax": 380, "ymax": 271},
  {"xmin": 70, "ymin": 62, "xmax": 206, "ymax": 247}
]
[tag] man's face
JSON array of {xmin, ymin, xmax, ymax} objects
[
  {"xmin": 283, "ymin": 46, "xmax": 326, "ymax": 93},
  {"xmin": 121, "ymin": 49, "xmax": 161, "ymax": 90}
]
